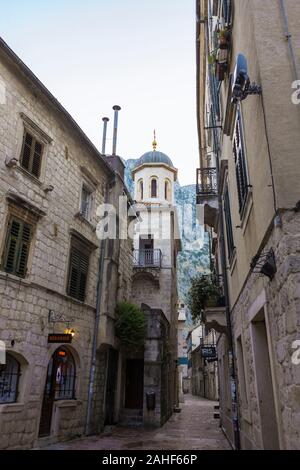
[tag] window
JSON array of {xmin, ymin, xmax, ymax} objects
[
  {"xmin": 222, "ymin": 0, "xmax": 232, "ymax": 25},
  {"xmin": 67, "ymin": 238, "xmax": 90, "ymax": 302},
  {"xmin": 2, "ymin": 217, "xmax": 32, "ymax": 278},
  {"xmin": 80, "ymin": 185, "xmax": 93, "ymax": 221},
  {"xmin": 233, "ymin": 109, "xmax": 250, "ymax": 215},
  {"xmin": 151, "ymin": 178, "xmax": 158, "ymax": 198},
  {"xmin": 45, "ymin": 348, "xmax": 76, "ymax": 401},
  {"xmin": 20, "ymin": 131, "xmax": 43, "ymax": 178},
  {"xmin": 0, "ymin": 354, "xmax": 20, "ymax": 403},
  {"xmin": 137, "ymin": 179, "xmax": 144, "ymax": 200},
  {"xmin": 224, "ymin": 184, "xmax": 235, "ymax": 260},
  {"xmin": 164, "ymin": 179, "xmax": 171, "ymax": 202}
]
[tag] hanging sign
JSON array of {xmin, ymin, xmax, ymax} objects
[
  {"xmin": 201, "ymin": 345, "xmax": 217, "ymax": 359},
  {"xmin": 48, "ymin": 333, "xmax": 72, "ymax": 344}
]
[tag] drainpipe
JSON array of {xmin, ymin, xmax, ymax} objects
[
  {"xmin": 85, "ymin": 155, "xmax": 114, "ymax": 434},
  {"xmin": 279, "ymin": 0, "xmax": 299, "ymax": 81}
]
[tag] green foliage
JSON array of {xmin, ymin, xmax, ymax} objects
[
  {"xmin": 186, "ymin": 275, "xmax": 222, "ymax": 322},
  {"xmin": 115, "ymin": 302, "xmax": 146, "ymax": 349}
]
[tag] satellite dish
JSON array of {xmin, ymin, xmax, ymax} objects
[
  {"xmin": 231, "ymin": 54, "xmax": 250, "ymax": 104},
  {"xmin": 231, "ymin": 54, "xmax": 262, "ymax": 103}
]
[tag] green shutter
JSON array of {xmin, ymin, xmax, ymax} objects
[
  {"xmin": 3, "ymin": 219, "xmax": 21, "ymax": 273},
  {"xmin": 16, "ymin": 223, "xmax": 31, "ymax": 277},
  {"xmin": 3, "ymin": 218, "xmax": 31, "ymax": 277},
  {"xmin": 68, "ymin": 245, "xmax": 89, "ymax": 301}
]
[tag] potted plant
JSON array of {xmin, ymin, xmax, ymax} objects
[{"xmin": 186, "ymin": 275, "xmax": 223, "ymax": 323}]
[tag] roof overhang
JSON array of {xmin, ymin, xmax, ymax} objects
[{"xmin": 132, "ymin": 162, "xmax": 178, "ymax": 181}]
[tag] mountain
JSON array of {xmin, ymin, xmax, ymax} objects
[{"xmin": 124, "ymin": 159, "xmax": 210, "ymax": 324}]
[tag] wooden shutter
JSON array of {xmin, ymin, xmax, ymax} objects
[
  {"xmin": 21, "ymin": 133, "xmax": 33, "ymax": 171},
  {"xmin": 224, "ymin": 185, "xmax": 235, "ymax": 260},
  {"xmin": 17, "ymin": 223, "xmax": 31, "ymax": 277},
  {"xmin": 3, "ymin": 218, "xmax": 31, "ymax": 277},
  {"xmin": 68, "ymin": 244, "xmax": 89, "ymax": 301}
]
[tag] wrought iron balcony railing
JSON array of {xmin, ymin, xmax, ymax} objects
[
  {"xmin": 196, "ymin": 168, "xmax": 218, "ymax": 196},
  {"xmin": 133, "ymin": 249, "xmax": 162, "ymax": 269}
]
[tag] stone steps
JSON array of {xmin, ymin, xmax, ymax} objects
[{"xmin": 119, "ymin": 409, "xmax": 143, "ymax": 427}]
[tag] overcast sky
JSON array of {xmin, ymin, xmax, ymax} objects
[{"xmin": 1, "ymin": 0, "xmax": 198, "ymax": 186}]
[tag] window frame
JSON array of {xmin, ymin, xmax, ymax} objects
[
  {"xmin": 52, "ymin": 348, "xmax": 76, "ymax": 401},
  {"xmin": 0, "ymin": 354, "xmax": 21, "ymax": 404},
  {"xmin": 150, "ymin": 177, "xmax": 158, "ymax": 198},
  {"xmin": 164, "ymin": 179, "xmax": 172, "ymax": 202},
  {"xmin": 233, "ymin": 107, "xmax": 250, "ymax": 217},
  {"xmin": 19, "ymin": 129, "xmax": 44, "ymax": 179},
  {"xmin": 137, "ymin": 179, "xmax": 144, "ymax": 201},
  {"xmin": 80, "ymin": 183, "xmax": 94, "ymax": 222}
]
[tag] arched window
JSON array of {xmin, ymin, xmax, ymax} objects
[
  {"xmin": 138, "ymin": 179, "xmax": 144, "ymax": 200},
  {"xmin": 0, "ymin": 354, "xmax": 20, "ymax": 403},
  {"xmin": 151, "ymin": 178, "xmax": 158, "ymax": 198},
  {"xmin": 164, "ymin": 179, "xmax": 172, "ymax": 201},
  {"xmin": 49, "ymin": 348, "xmax": 76, "ymax": 400}
]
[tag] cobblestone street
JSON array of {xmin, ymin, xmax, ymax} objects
[{"xmin": 43, "ymin": 395, "xmax": 231, "ymax": 451}]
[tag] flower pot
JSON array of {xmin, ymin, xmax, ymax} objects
[{"xmin": 205, "ymin": 296, "xmax": 219, "ymax": 308}]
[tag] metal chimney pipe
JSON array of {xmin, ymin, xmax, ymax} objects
[
  {"xmin": 101, "ymin": 117, "xmax": 109, "ymax": 155},
  {"xmin": 112, "ymin": 105, "xmax": 121, "ymax": 155}
]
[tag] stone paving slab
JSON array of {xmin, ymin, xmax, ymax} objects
[{"xmin": 42, "ymin": 395, "xmax": 231, "ymax": 451}]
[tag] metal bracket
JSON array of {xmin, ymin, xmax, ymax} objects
[
  {"xmin": 250, "ymin": 248, "xmax": 277, "ymax": 280},
  {"xmin": 48, "ymin": 310, "xmax": 74, "ymax": 324}
]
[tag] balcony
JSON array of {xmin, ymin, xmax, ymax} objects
[
  {"xmin": 196, "ymin": 168, "xmax": 219, "ymax": 230},
  {"xmin": 133, "ymin": 249, "xmax": 162, "ymax": 269},
  {"xmin": 201, "ymin": 275, "xmax": 227, "ymax": 335}
]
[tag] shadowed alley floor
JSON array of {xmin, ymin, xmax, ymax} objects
[{"xmin": 43, "ymin": 395, "xmax": 231, "ymax": 450}]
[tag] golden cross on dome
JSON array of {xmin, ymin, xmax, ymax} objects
[{"xmin": 152, "ymin": 130, "xmax": 157, "ymax": 151}]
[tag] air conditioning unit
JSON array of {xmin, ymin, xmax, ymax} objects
[{"xmin": 231, "ymin": 54, "xmax": 262, "ymax": 104}]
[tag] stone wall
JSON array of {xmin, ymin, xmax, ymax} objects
[
  {"xmin": 0, "ymin": 43, "xmax": 129, "ymax": 449},
  {"xmin": 230, "ymin": 210, "xmax": 300, "ymax": 450}
]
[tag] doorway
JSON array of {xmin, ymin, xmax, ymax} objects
[
  {"xmin": 39, "ymin": 347, "xmax": 76, "ymax": 437},
  {"xmin": 251, "ymin": 311, "xmax": 279, "ymax": 449},
  {"xmin": 105, "ymin": 348, "xmax": 119, "ymax": 425},
  {"xmin": 125, "ymin": 359, "xmax": 144, "ymax": 409},
  {"xmin": 139, "ymin": 235, "xmax": 154, "ymax": 267}
]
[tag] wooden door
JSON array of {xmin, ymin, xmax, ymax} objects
[
  {"xmin": 39, "ymin": 358, "xmax": 55, "ymax": 437},
  {"xmin": 125, "ymin": 359, "xmax": 144, "ymax": 409}
]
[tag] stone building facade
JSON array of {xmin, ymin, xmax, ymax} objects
[
  {"xmin": 191, "ymin": 329, "xmax": 218, "ymax": 401},
  {"xmin": 0, "ymin": 38, "xmax": 133, "ymax": 448},
  {"xmin": 196, "ymin": 0, "xmax": 300, "ymax": 449},
  {"xmin": 128, "ymin": 145, "xmax": 181, "ymax": 427},
  {"xmin": 177, "ymin": 303, "xmax": 189, "ymax": 400}
]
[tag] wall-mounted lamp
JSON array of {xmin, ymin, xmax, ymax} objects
[
  {"xmin": 231, "ymin": 54, "xmax": 262, "ymax": 104},
  {"xmin": 65, "ymin": 328, "xmax": 75, "ymax": 338},
  {"xmin": 251, "ymin": 248, "xmax": 277, "ymax": 280}
]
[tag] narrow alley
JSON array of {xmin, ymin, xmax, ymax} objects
[{"xmin": 43, "ymin": 396, "xmax": 230, "ymax": 451}]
